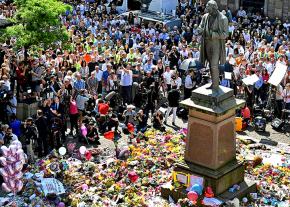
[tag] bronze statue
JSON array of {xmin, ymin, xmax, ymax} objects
[{"xmin": 198, "ymin": 0, "xmax": 228, "ymax": 90}]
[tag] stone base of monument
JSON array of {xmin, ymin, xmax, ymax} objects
[
  {"xmin": 175, "ymin": 160, "xmax": 245, "ymax": 195},
  {"xmin": 161, "ymin": 84, "xmax": 256, "ymax": 203}
]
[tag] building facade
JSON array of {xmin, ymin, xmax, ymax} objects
[{"xmin": 211, "ymin": 0, "xmax": 290, "ymax": 20}]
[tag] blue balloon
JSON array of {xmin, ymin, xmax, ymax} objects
[{"xmin": 190, "ymin": 184, "xmax": 203, "ymax": 195}]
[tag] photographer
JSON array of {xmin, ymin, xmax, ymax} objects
[
  {"xmin": 123, "ymin": 105, "xmax": 137, "ymax": 125},
  {"xmin": 22, "ymin": 117, "xmax": 38, "ymax": 162}
]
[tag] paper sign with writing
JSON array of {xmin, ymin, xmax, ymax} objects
[{"xmin": 41, "ymin": 178, "xmax": 65, "ymax": 196}]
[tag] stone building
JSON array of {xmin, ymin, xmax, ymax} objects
[{"xmin": 210, "ymin": 0, "xmax": 290, "ymax": 20}]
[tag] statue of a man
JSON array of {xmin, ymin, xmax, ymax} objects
[{"xmin": 198, "ymin": 0, "xmax": 228, "ymax": 90}]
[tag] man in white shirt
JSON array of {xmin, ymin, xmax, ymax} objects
[
  {"xmin": 184, "ymin": 70, "xmax": 195, "ymax": 99},
  {"xmin": 163, "ymin": 66, "xmax": 172, "ymax": 92},
  {"xmin": 95, "ymin": 66, "xmax": 103, "ymax": 94},
  {"xmin": 120, "ymin": 65, "xmax": 133, "ymax": 105}
]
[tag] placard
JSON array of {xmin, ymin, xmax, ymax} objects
[
  {"xmin": 186, "ymin": 175, "xmax": 204, "ymax": 191},
  {"xmin": 173, "ymin": 171, "xmax": 189, "ymax": 186},
  {"xmin": 242, "ymin": 74, "xmax": 259, "ymax": 86},
  {"xmin": 224, "ymin": 72, "xmax": 232, "ymax": 80},
  {"xmin": 268, "ymin": 62, "xmax": 287, "ymax": 86},
  {"xmin": 41, "ymin": 178, "xmax": 65, "ymax": 196},
  {"xmin": 176, "ymin": 173, "xmax": 188, "ymax": 185}
]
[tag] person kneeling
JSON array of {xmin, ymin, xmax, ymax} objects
[{"xmin": 86, "ymin": 122, "xmax": 100, "ymax": 145}]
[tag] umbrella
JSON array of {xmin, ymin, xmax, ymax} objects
[{"xmin": 179, "ymin": 59, "xmax": 204, "ymax": 70}]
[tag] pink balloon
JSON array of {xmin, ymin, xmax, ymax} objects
[
  {"xmin": 2, "ymin": 183, "xmax": 12, "ymax": 193},
  {"xmin": 0, "ymin": 168, "xmax": 8, "ymax": 177},
  {"xmin": 1, "ymin": 146, "xmax": 10, "ymax": 156},
  {"xmin": 11, "ymin": 140, "xmax": 22, "ymax": 149},
  {"xmin": 7, "ymin": 165, "xmax": 15, "ymax": 176},
  {"xmin": 0, "ymin": 157, "xmax": 7, "ymax": 166},
  {"xmin": 187, "ymin": 191, "xmax": 198, "ymax": 201},
  {"xmin": 15, "ymin": 180, "xmax": 23, "ymax": 192},
  {"xmin": 14, "ymin": 171, "xmax": 23, "ymax": 179},
  {"xmin": 6, "ymin": 156, "xmax": 17, "ymax": 164},
  {"xmin": 81, "ymin": 126, "xmax": 87, "ymax": 137},
  {"xmin": 14, "ymin": 161, "xmax": 23, "ymax": 172},
  {"xmin": 9, "ymin": 145, "xmax": 17, "ymax": 156},
  {"xmin": 8, "ymin": 179, "xmax": 16, "ymax": 190}
]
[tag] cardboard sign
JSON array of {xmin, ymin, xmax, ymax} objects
[
  {"xmin": 224, "ymin": 72, "xmax": 232, "ymax": 80},
  {"xmin": 242, "ymin": 74, "xmax": 259, "ymax": 86},
  {"xmin": 268, "ymin": 62, "xmax": 287, "ymax": 86},
  {"xmin": 41, "ymin": 178, "xmax": 65, "ymax": 196}
]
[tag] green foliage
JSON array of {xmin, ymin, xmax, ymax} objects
[{"xmin": 2, "ymin": 0, "xmax": 72, "ymax": 50}]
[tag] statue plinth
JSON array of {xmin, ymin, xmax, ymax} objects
[{"xmin": 161, "ymin": 84, "xmax": 256, "ymax": 203}]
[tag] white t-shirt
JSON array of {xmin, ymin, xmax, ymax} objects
[{"xmin": 163, "ymin": 71, "xmax": 172, "ymax": 85}]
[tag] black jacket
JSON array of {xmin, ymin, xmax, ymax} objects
[
  {"xmin": 35, "ymin": 116, "xmax": 48, "ymax": 136},
  {"xmin": 167, "ymin": 89, "xmax": 180, "ymax": 107}
]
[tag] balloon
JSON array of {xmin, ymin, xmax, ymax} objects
[
  {"xmin": 7, "ymin": 165, "xmax": 15, "ymax": 176},
  {"xmin": 58, "ymin": 147, "xmax": 67, "ymax": 156},
  {"xmin": 14, "ymin": 171, "xmax": 23, "ymax": 179},
  {"xmin": 0, "ymin": 167, "xmax": 8, "ymax": 177},
  {"xmin": 85, "ymin": 151, "xmax": 92, "ymax": 161},
  {"xmin": 57, "ymin": 202, "xmax": 65, "ymax": 207},
  {"xmin": 2, "ymin": 183, "xmax": 12, "ymax": 193},
  {"xmin": 0, "ymin": 157, "xmax": 7, "ymax": 166},
  {"xmin": 11, "ymin": 140, "xmax": 22, "ymax": 149},
  {"xmin": 242, "ymin": 197, "xmax": 248, "ymax": 203},
  {"xmin": 1, "ymin": 146, "xmax": 10, "ymax": 156},
  {"xmin": 187, "ymin": 191, "xmax": 198, "ymax": 201},
  {"xmin": 127, "ymin": 123, "xmax": 135, "ymax": 133},
  {"xmin": 81, "ymin": 125, "xmax": 87, "ymax": 137},
  {"xmin": 79, "ymin": 146, "xmax": 87, "ymax": 155},
  {"xmin": 6, "ymin": 156, "xmax": 17, "ymax": 163},
  {"xmin": 128, "ymin": 171, "xmax": 139, "ymax": 183},
  {"xmin": 9, "ymin": 145, "xmax": 17, "ymax": 156},
  {"xmin": 14, "ymin": 161, "xmax": 23, "ymax": 172},
  {"xmin": 190, "ymin": 184, "xmax": 203, "ymax": 195},
  {"xmin": 15, "ymin": 180, "xmax": 23, "ymax": 192},
  {"xmin": 104, "ymin": 131, "xmax": 114, "ymax": 140},
  {"xmin": 8, "ymin": 179, "xmax": 16, "ymax": 190}
]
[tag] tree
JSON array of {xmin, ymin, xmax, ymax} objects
[{"xmin": 2, "ymin": 0, "xmax": 71, "ymax": 61}]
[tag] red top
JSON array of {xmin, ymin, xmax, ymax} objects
[
  {"xmin": 242, "ymin": 107, "xmax": 251, "ymax": 119},
  {"xmin": 262, "ymin": 73, "xmax": 269, "ymax": 82},
  {"xmin": 16, "ymin": 67, "xmax": 27, "ymax": 85},
  {"xmin": 69, "ymin": 101, "xmax": 78, "ymax": 115},
  {"xmin": 98, "ymin": 103, "xmax": 109, "ymax": 115}
]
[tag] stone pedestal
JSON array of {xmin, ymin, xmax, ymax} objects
[{"xmin": 161, "ymin": 84, "xmax": 256, "ymax": 202}]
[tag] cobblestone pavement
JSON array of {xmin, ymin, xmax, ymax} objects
[{"xmin": 69, "ymin": 112, "xmax": 289, "ymax": 160}]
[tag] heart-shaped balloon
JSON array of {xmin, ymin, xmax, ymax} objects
[{"xmin": 128, "ymin": 171, "xmax": 139, "ymax": 183}]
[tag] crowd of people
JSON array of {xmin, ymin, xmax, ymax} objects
[{"xmin": 0, "ymin": 0, "xmax": 290, "ymax": 162}]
